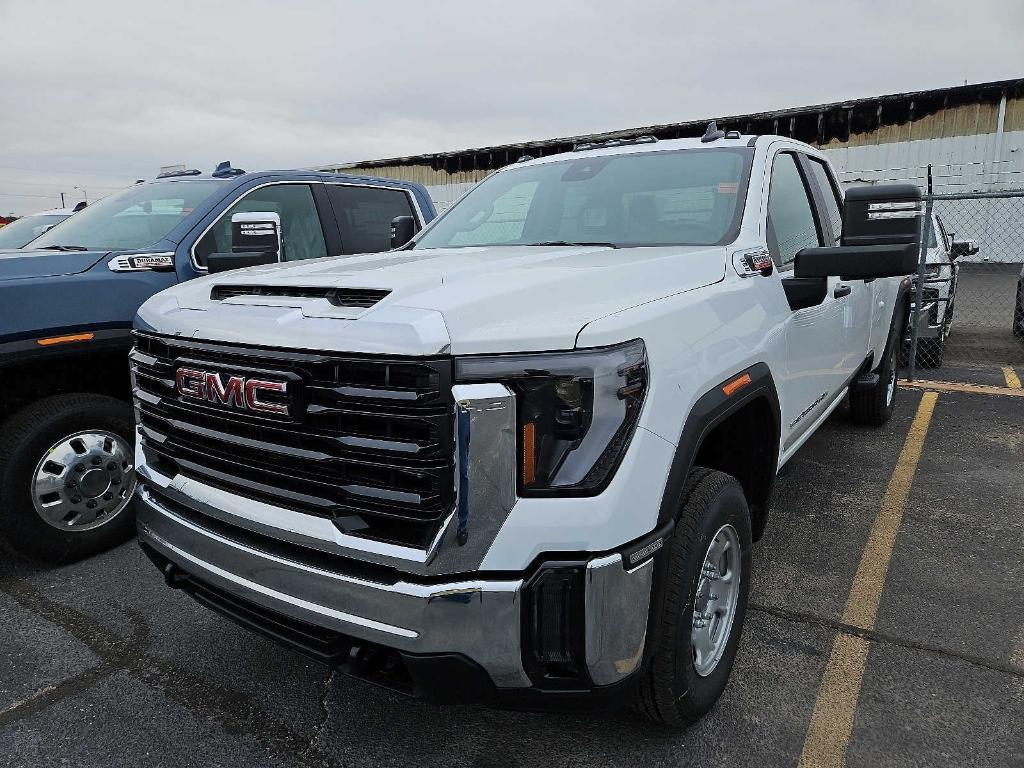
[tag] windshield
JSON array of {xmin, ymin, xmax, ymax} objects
[
  {"xmin": 0, "ymin": 214, "xmax": 69, "ymax": 249},
  {"xmin": 30, "ymin": 180, "xmax": 224, "ymax": 251},
  {"xmin": 414, "ymin": 147, "xmax": 752, "ymax": 250}
]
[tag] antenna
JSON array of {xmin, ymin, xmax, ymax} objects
[{"xmin": 701, "ymin": 121, "xmax": 726, "ymax": 143}]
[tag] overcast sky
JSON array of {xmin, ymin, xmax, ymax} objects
[{"xmin": 0, "ymin": 0, "xmax": 1020, "ymax": 214}]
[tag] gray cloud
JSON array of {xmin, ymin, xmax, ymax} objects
[{"xmin": 1, "ymin": 0, "xmax": 1020, "ymax": 214}]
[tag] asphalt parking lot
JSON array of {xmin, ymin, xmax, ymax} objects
[{"xmin": 2, "ymin": 383, "xmax": 1022, "ymax": 768}]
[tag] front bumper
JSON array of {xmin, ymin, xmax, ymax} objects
[
  {"xmin": 906, "ymin": 278, "xmax": 951, "ymax": 340},
  {"xmin": 136, "ymin": 483, "xmax": 656, "ymax": 706}
]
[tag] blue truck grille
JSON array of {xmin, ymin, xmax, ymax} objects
[{"xmin": 130, "ymin": 332, "xmax": 455, "ymax": 549}]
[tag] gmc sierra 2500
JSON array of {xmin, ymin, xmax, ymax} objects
[{"xmin": 133, "ymin": 126, "xmax": 920, "ymax": 726}]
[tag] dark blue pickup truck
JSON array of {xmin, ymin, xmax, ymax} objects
[{"xmin": 0, "ymin": 163, "xmax": 436, "ymax": 561}]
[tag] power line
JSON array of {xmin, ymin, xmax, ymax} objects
[
  {"xmin": 0, "ymin": 164, "xmax": 137, "ymax": 179},
  {"xmin": 0, "ymin": 191, "xmax": 70, "ymax": 199}
]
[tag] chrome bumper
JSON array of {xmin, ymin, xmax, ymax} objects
[{"xmin": 137, "ymin": 485, "xmax": 654, "ymax": 692}]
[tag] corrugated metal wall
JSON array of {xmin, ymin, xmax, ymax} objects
[{"xmin": 320, "ymin": 87, "xmax": 1024, "ymax": 258}]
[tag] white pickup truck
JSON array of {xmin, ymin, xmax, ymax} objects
[{"xmin": 131, "ymin": 125, "xmax": 920, "ymax": 726}]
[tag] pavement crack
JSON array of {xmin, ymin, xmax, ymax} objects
[
  {"xmin": 750, "ymin": 601, "xmax": 1024, "ymax": 679},
  {"xmin": 0, "ymin": 575, "xmax": 337, "ymax": 766},
  {"xmin": 0, "ymin": 663, "xmax": 117, "ymax": 726},
  {"xmin": 305, "ymin": 667, "xmax": 338, "ymax": 762}
]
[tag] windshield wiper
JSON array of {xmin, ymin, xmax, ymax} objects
[
  {"xmin": 527, "ymin": 240, "xmax": 619, "ymax": 249},
  {"xmin": 39, "ymin": 245, "xmax": 90, "ymax": 251}
]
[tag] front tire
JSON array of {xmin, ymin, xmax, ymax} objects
[
  {"xmin": 0, "ymin": 394, "xmax": 137, "ymax": 563},
  {"xmin": 633, "ymin": 468, "xmax": 751, "ymax": 727}
]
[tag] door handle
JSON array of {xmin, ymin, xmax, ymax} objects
[{"xmin": 834, "ymin": 283, "xmax": 852, "ymax": 299}]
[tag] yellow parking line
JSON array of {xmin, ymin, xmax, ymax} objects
[
  {"xmin": 900, "ymin": 379, "xmax": 1024, "ymax": 398},
  {"xmin": 798, "ymin": 391, "xmax": 938, "ymax": 768},
  {"xmin": 1003, "ymin": 366, "xmax": 1022, "ymax": 390}
]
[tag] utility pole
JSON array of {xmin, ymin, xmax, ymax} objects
[
  {"xmin": 60, "ymin": 192, "xmax": 66, "ymax": 207},
  {"xmin": 74, "ymin": 186, "xmax": 88, "ymax": 203}
]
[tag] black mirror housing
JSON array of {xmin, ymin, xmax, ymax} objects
[
  {"xmin": 207, "ymin": 251, "xmax": 279, "ymax": 273},
  {"xmin": 841, "ymin": 184, "xmax": 923, "ymax": 247},
  {"xmin": 390, "ymin": 215, "xmax": 416, "ymax": 249},
  {"xmin": 950, "ymin": 239, "xmax": 979, "ymax": 260},
  {"xmin": 794, "ymin": 184, "xmax": 923, "ymax": 281},
  {"xmin": 795, "ymin": 243, "xmax": 919, "ymax": 280}
]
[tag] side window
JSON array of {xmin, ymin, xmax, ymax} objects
[
  {"xmin": 805, "ymin": 158, "xmax": 843, "ymax": 243},
  {"xmin": 194, "ymin": 184, "xmax": 327, "ymax": 267},
  {"xmin": 327, "ymin": 185, "xmax": 417, "ymax": 254},
  {"xmin": 766, "ymin": 153, "xmax": 822, "ymax": 268}
]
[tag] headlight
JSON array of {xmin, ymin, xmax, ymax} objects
[{"xmin": 455, "ymin": 340, "xmax": 647, "ymax": 495}]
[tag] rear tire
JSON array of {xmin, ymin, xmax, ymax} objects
[
  {"xmin": 850, "ymin": 318, "xmax": 899, "ymax": 427},
  {"xmin": 633, "ymin": 468, "xmax": 751, "ymax": 727},
  {"xmin": 0, "ymin": 394, "xmax": 137, "ymax": 563}
]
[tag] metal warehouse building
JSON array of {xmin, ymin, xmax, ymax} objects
[
  {"xmin": 319, "ymin": 78, "xmax": 1023, "ymax": 205},
  {"xmin": 318, "ymin": 78, "xmax": 1024, "ymax": 261}
]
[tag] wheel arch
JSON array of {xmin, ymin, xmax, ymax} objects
[
  {"xmin": 657, "ymin": 362, "xmax": 781, "ymax": 541},
  {"xmin": 0, "ymin": 334, "xmax": 132, "ymax": 422}
]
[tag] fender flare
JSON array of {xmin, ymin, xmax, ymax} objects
[{"xmin": 655, "ymin": 362, "xmax": 781, "ymax": 529}]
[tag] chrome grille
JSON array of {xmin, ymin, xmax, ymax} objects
[{"xmin": 131, "ymin": 332, "xmax": 454, "ymax": 549}]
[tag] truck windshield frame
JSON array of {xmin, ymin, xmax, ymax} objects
[
  {"xmin": 413, "ymin": 147, "xmax": 754, "ymax": 250},
  {"xmin": 29, "ymin": 179, "xmax": 225, "ymax": 252}
]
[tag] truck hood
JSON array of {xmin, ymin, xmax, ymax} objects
[
  {"xmin": 138, "ymin": 244, "xmax": 727, "ymax": 355},
  {"xmin": 0, "ymin": 248, "xmax": 108, "ymax": 281}
]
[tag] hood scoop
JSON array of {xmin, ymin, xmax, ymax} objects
[{"xmin": 210, "ymin": 284, "xmax": 391, "ymax": 308}]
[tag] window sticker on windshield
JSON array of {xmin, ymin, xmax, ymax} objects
[{"xmin": 718, "ymin": 182, "xmax": 739, "ymax": 194}]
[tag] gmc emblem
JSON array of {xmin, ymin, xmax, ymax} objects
[{"xmin": 175, "ymin": 368, "xmax": 289, "ymax": 415}]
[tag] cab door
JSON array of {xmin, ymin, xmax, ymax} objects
[
  {"xmin": 765, "ymin": 150, "xmax": 849, "ymax": 449},
  {"xmin": 799, "ymin": 154, "xmax": 872, "ymax": 380}
]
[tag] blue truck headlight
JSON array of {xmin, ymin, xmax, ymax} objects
[{"xmin": 455, "ymin": 340, "xmax": 647, "ymax": 495}]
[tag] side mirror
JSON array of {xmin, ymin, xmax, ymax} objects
[
  {"xmin": 207, "ymin": 212, "xmax": 282, "ymax": 274},
  {"xmin": 949, "ymin": 239, "xmax": 978, "ymax": 260},
  {"xmin": 390, "ymin": 215, "xmax": 416, "ymax": 249},
  {"xmin": 795, "ymin": 184, "xmax": 922, "ymax": 280}
]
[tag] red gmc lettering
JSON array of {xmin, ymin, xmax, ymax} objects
[
  {"xmin": 244, "ymin": 379, "xmax": 288, "ymax": 414},
  {"xmin": 175, "ymin": 368, "xmax": 288, "ymax": 415},
  {"xmin": 205, "ymin": 372, "xmax": 245, "ymax": 407},
  {"xmin": 175, "ymin": 368, "xmax": 207, "ymax": 400}
]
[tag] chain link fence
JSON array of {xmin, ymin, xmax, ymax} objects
[{"xmin": 904, "ymin": 190, "xmax": 1024, "ymax": 377}]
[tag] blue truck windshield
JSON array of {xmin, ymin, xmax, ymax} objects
[
  {"xmin": 30, "ymin": 180, "xmax": 224, "ymax": 251},
  {"xmin": 414, "ymin": 147, "xmax": 752, "ymax": 250}
]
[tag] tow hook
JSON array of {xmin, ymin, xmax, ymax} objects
[{"xmin": 162, "ymin": 562, "xmax": 189, "ymax": 589}]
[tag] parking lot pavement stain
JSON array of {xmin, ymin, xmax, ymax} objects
[
  {"xmin": 798, "ymin": 392, "xmax": 939, "ymax": 768},
  {"xmin": 0, "ymin": 591, "xmax": 103, "ymax": 716},
  {"xmin": 0, "ymin": 574, "xmax": 336, "ymax": 767}
]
